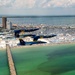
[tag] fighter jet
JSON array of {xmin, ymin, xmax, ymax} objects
[
  {"xmin": 19, "ymin": 34, "xmax": 56, "ymax": 41},
  {"xmin": 18, "ymin": 38, "xmax": 47, "ymax": 45},
  {"xmin": 18, "ymin": 34, "xmax": 56, "ymax": 46},
  {"xmin": 32, "ymin": 34, "xmax": 56, "ymax": 41},
  {"xmin": 14, "ymin": 28, "xmax": 39, "ymax": 38}
]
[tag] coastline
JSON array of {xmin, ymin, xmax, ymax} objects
[
  {"xmin": 0, "ymin": 48, "xmax": 6, "ymax": 50},
  {"xmin": 0, "ymin": 25, "xmax": 75, "ymax": 50},
  {"xmin": 12, "ymin": 41, "xmax": 75, "ymax": 50},
  {"xmin": 1, "ymin": 40, "xmax": 75, "ymax": 51}
]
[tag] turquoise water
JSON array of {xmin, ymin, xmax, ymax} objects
[
  {"xmin": 0, "ymin": 50, "xmax": 9, "ymax": 75},
  {"xmin": 11, "ymin": 44, "xmax": 75, "ymax": 75}
]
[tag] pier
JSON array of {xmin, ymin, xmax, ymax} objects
[{"xmin": 6, "ymin": 44, "xmax": 17, "ymax": 75}]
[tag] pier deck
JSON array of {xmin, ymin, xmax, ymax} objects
[{"xmin": 6, "ymin": 44, "xmax": 17, "ymax": 75}]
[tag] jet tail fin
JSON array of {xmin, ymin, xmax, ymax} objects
[
  {"xmin": 19, "ymin": 39, "xmax": 26, "ymax": 45},
  {"xmin": 15, "ymin": 32, "xmax": 19, "ymax": 38}
]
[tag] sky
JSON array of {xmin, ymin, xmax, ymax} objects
[{"xmin": 0, "ymin": 0, "xmax": 75, "ymax": 16}]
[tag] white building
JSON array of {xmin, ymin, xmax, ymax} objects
[
  {"xmin": 7, "ymin": 21, "xmax": 12, "ymax": 30},
  {"xmin": 0, "ymin": 40, "xmax": 6, "ymax": 48}
]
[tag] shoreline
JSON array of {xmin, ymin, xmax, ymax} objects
[
  {"xmin": 12, "ymin": 41, "xmax": 75, "ymax": 50},
  {"xmin": 1, "ymin": 24, "xmax": 75, "ymax": 50},
  {"xmin": 0, "ymin": 48, "xmax": 6, "ymax": 50},
  {"xmin": 0, "ymin": 41, "xmax": 75, "ymax": 51}
]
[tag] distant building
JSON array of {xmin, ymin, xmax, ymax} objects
[
  {"xmin": 7, "ymin": 21, "xmax": 12, "ymax": 30},
  {"xmin": 2, "ymin": 17, "xmax": 7, "ymax": 29}
]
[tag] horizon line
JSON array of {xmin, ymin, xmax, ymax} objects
[{"xmin": 0, "ymin": 15, "xmax": 75, "ymax": 18}]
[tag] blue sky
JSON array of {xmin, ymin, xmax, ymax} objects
[{"xmin": 0, "ymin": 0, "xmax": 75, "ymax": 16}]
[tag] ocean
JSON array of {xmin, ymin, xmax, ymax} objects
[
  {"xmin": 0, "ymin": 44, "xmax": 75, "ymax": 75},
  {"xmin": 0, "ymin": 16, "xmax": 75, "ymax": 26},
  {"xmin": 0, "ymin": 49, "xmax": 9, "ymax": 75},
  {"xmin": 10, "ymin": 44, "xmax": 75, "ymax": 75},
  {"xmin": 0, "ymin": 16, "xmax": 75, "ymax": 75}
]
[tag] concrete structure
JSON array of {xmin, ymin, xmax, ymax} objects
[
  {"xmin": 6, "ymin": 44, "xmax": 17, "ymax": 75},
  {"xmin": 7, "ymin": 21, "xmax": 12, "ymax": 30},
  {"xmin": 2, "ymin": 17, "xmax": 7, "ymax": 29}
]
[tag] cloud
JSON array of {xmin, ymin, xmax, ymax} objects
[
  {"xmin": 0, "ymin": 0, "xmax": 12, "ymax": 7},
  {"xmin": 0, "ymin": 0, "xmax": 75, "ymax": 9},
  {"xmin": 42, "ymin": 0, "xmax": 75, "ymax": 8},
  {"xmin": 0, "ymin": 0, "xmax": 35, "ymax": 8},
  {"xmin": 12, "ymin": 0, "xmax": 35, "ymax": 9}
]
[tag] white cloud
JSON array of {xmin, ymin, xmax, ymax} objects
[
  {"xmin": 12, "ymin": 0, "xmax": 35, "ymax": 9},
  {"xmin": 35, "ymin": 0, "xmax": 47, "ymax": 7},
  {"xmin": 0, "ymin": 0, "xmax": 12, "ymax": 6},
  {"xmin": 42, "ymin": 0, "xmax": 75, "ymax": 8},
  {"xmin": 0, "ymin": 0, "xmax": 75, "ymax": 9}
]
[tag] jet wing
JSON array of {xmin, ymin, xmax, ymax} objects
[
  {"xmin": 14, "ymin": 28, "xmax": 39, "ymax": 38},
  {"xmin": 18, "ymin": 39, "xmax": 46, "ymax": 45},
  {"xmin": 33, "ymin": 34, "xmax": 56, "ymax": 41}
]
